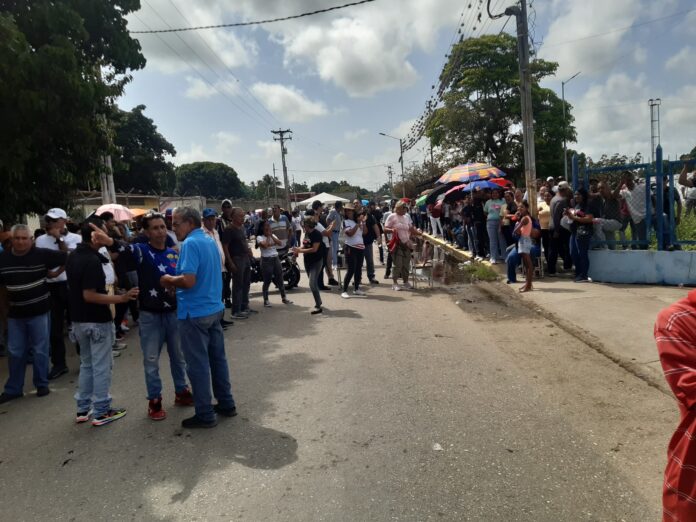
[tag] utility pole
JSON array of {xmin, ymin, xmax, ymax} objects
[
  {"xmin": 649, "ymin": 98, "xmax": 662, "ymax": 164},
  {"xmin": 398, "ymin": 138, "xmax": 406, "ymax": 199},
  {"xmin": 98, "ymin": 114, "xmax": 117, "ymax": 205},
  {"xmin": 488, "ymin": 0, "xmax": 538, "ymax": 216},
  {"xmin": 387, "ymin": 165, "xmax": 394, "ymax": 196},
  {"xmin": 272, "ymin": 163, "xmax": 278, "ymax": 201},
  {"xmin": 562, "ymin": 71, "xmax": 581, "ymax": 182},
  {"xmin": 271, "ymin": 129, "xmax": 292, "ymax": 209}
]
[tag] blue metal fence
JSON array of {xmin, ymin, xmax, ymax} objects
[{"xmin": 572, "ymin": 146, "xmax": 696, "ymax": 251}]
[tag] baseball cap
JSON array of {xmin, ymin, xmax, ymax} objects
[
  {"xmin": 546, "ymin": 176, "xmax": 554, "ymax": 182},
  {"xmin": 46, "ymin": 208, "xmax": 67, "ymax": 220},
  {"xmin": 221, "ymin": 199, "xmax": 232, "ymax": 208},
  {"xmin": 202, "ymin": 208, "xmax": 217, "ymax": 218},
  {"xmin": 557, "ymin": 181, "xmax": 570, "ymax": 190}
]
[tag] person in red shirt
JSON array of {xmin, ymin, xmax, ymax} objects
[{"xmin": 655, "ymin": 290, "xmax": 696, "ymax": 520}]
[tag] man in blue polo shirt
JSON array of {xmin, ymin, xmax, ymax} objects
[{"xmin": 160, "ymin": 207, "xmax": 236, "ymax": 428}]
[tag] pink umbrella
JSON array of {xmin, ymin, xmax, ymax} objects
[{"xmin": 96, "ymin": 204, "xmax": 134, "ymax": 222}]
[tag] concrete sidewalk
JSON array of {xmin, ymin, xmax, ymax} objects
[{"xmin": 422, "ymin": 233, "xmax": 687, "ymax": 390}]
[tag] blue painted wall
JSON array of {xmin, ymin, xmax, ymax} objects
[{"xmin": 588, "ymin": 250, "xmax": 696, "ymax": 285}]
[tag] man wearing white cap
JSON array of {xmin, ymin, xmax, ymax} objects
[{"xmin": 35, "ymin": 208, "xmax": 81, "ymax": 379}]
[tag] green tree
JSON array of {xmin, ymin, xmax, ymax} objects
[
  {"xmin": 111, "ymin": 105, "xmax": 176, "ymax": 194},
  {"xmin": 0, "ymin": 0, "xmax": 145, "ymax": 222},
  {"xmin": 292, "ymin": 181, "xmax": 310, "ymax": 192},
  {"xmin": 426, "ymin": 33, "xmax": 575, "ymax": 180},
  {"xmin": 175, "ymin": 162, "xmax": 245, "ymax": 199}
]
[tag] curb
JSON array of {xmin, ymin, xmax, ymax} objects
[{"xmin": 420, "ymin": 234, "xmax": 671, "ymax": 396}]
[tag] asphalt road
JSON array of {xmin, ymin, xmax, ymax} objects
[{"xmin": 0, "ymin": 261, "xmax": 677, "ymax": 521}]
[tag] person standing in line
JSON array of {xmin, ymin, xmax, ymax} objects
[
  {"xmin": 326, "ymin": 202, "xmax": 344, "ymax": 274},
  {"xmin": 216, "ymin": 200, "xmax": 234, "ymax": 309},
  {"xmin": 0, "ymin": 225, "xmax": 68, "ymax": 404},
  {"xmin": 363, "ymin": 202, "xmax": 382, "ymax": 285},
  {"xmin": 67, "ymin": 218, "xmax": 138, "ymax": 426},
  {"xmin": 161, "ymin": 207, "xmax": 236, "ymax": 429},
  {"xmin": 308, "ymin": 201, "xmax": 338, "ymax": 289},
  {"xmin": 269, "ymin": 204, "xmax": 293, "ymax": 252},
  {"xmin": 384, "ymin": 200, "xmax": 420, "ymax": 291},
  {"xmin": 202, "ymin": 209, "xmax": 234, "ymax": 330},
  {"xmin": 513, "ymin": 201, "xmax": 534, "ymax": 293},
  {"xmin": 34, "ymin": 208, "xmax": 81, "ymax": 380},
  {"xmin": 615, "ymin": 171, "xmax": 648, "ymax": 249},
  {"xmin": 381, "ymin": 202, "xmax": 394, "ymax": 279},
  {"xmin": 484, "ymin": 188, "xmax": 507, "ymax": 264},
  {"xmin": 548, "ymin": 181, "xmax": 573, "ymax": 275},
  {"xmin": 292, "ymin": 218, "xmax": 325, "ymax": 315},
  {"xmin": 537, "ymin": 190, "xmax": 553, "ymax": 263},
  {"xmin": 223, "ymin": 207, "xmax": 254, "ymax": 320},
  {"xmin": 341, "ymin": 204, "xmax": 367, "ymax": 298},
  {"xmin": 129, "ymin": 212, "xmax": 194, "ymax": 421},
  {"xmin": 256, "ymin": 220, "xmax": 293, "ymax": 308},
  {"xmin": 565, "ymin": 188, "xmax": 594, "ymax": 283},
  {"xmin": 291, "ymin": 210, "xmax": 303, "ymax": 247}
]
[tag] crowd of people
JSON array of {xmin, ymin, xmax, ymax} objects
[
  {"xmin": 0, "ymin": 196, "xmax": 424, "ymax": 427},
  {"xmin": 414, "ymin": 165, "xmax": 694, "ymax": 290}
]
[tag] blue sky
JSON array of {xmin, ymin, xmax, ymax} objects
[{"xmin": 121, "ymin": 0, "xmax": 696, "ymax": 191}]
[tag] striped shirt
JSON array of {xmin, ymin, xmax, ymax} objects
[{"xmin": 0, "ymin": 247, "xmax": 67, "ymax": 318}]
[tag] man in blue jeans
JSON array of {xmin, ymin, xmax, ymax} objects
[
  {"xmin": 161, "ymin": 207, "xmax": 236, "ymax": 429},
  {"xmin": 0, "ymin": 224, "xmax": 68, "ymax": 404},
  {"xmin": 66, "ymin": 217, "xmax": 139, "ymax": 426},
  {"xmin": 129, "ymin": 212, "xmax": 193, "ymax": 421}
]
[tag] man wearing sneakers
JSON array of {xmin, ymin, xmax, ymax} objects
[
  {"xmin": 130, "ymin": 212, "xmax": 193, "ymax": 421},
  {"xmin": 161, "ymin": 207, "xmax": 236, "ymax": 429},
  {"xmin": 67, "ymin": 217, "xmax": 139, "ymax": 426}
]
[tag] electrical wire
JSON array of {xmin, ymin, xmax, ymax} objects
[
  {"xmin": 540, "ymin": 7, "xmax": 696, "ymax": 49},
  {"xmin": 130, "ymin": 0, "xmax": 377, "ymax": 34},
  {"xmin": 289, "ymin": 164, "xmax": 387, "ymax": 173}
]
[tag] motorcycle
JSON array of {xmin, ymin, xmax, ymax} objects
[{"xmin": 250, "ymin": 249, "xmax": 301, "ymax": 289}]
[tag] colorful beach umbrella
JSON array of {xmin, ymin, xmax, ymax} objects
[
  {"xmin": 462, "ymin": 180, "xmax": 501, "ymax": 192},
  {"xmin": 437, "ymin": 163, "xmax": 506, "ymax": 184}
]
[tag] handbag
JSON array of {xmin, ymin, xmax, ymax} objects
[{"xmin": 388, "ymin": 233, "xmax": 400, "ymax": 254}]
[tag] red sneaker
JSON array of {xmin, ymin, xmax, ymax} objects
[
  {"xmin": 148, "ymin": 398, "xmax": 167, "ymax": 421},
  {"xmin": 175, "ymin": 388, "xmax": 194, "ymax": 407}
]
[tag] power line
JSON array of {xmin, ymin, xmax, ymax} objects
[
  {"xmin": 131, "ymin": 12, "xmax": 271, "ymax": 131},
  {"xmin": 289, "ymin": 164, "xmax": 388, "ymax": 173},
  {"xmin": 164, "ymin": 0, "xmax": 282, "ymax": 127},
  {"xmin": 130, "ymin": 0, "xmax": 377, "ymax": 34},
  {"xmin": 541, "ymin": 7, "xmax": 696, "ymax": 49}
]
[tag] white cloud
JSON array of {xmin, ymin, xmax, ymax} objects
[
  {"xmin": 213, "ymin": 131, "xmax": 240, "ymax": 151},
  {"xmin": 255, "ymin": 140, "xmax": 279, "ymax": 160},
  {"xmin": 665, "ymin": 46, "xmax": 695, "ymax": 73},
  {"xmin": 184, "ymin": 76, "xmax": 240, "ymax": 99},
  {"xmin": 175, "ymin": 143, "xmax": 206, "ymax": 165},
  {"xmin": 127, "ymin": 0, "xmax": 257, "ymax": 74},
  {"xmin": 344, "ymin": 129, "xmax": 368, "ymax": 141},
  {"xmin": 250, "ymin": 83, "xmax": 328, "ymax": 123},
  {"xmin": 540, "ymin": 0, "xmax": 642, "ymax": 79}
]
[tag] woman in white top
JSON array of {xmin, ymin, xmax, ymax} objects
[
  {"xmin": 256, "ymin": 220, "xmax": 292, "ymax": 307},
  {"xmin": 341, "ymin": 204, "xmax": 367, "ymax": 298}
]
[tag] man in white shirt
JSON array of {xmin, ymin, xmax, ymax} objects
[
  {"xmin": 35, "ymin": 208, "xmax": 81, "ymax": 379},
  {"xmin": 269, "ymin": 204, "xmax": 292, "ymax": 251},
  {"xmin": 617, "ymin": 170, "xmax": 648, "ymax": 249}
]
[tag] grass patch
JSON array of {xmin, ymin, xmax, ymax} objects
[{"xmin": 459, "ymin": 262, "xmax": 499, "ymax": 282}]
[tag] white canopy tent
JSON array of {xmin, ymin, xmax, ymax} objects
[{"xmin": 296, "ymin": 192, "xmax": 350, "ymax": 208}]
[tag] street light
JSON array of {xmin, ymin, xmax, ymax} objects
[
  {"xmin": 379, "ymin": 132, "xmax": 406, "ymax": 198},
  {"xmin": 562, "ymin": 71, "xmax": 580, "ymax": 182}
]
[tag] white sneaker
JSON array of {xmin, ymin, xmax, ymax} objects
[
  {"xmin": 402, "ymin": 282, "xmax": 412, "ymax": 289},
  {"xmin": 490, "ymin": 259, "xmax": 498, "ymax": 265},
  {"xmin": 341, "ymin": 292, "xmax": 350, "ymax": 299},
  {"xmin": 392, "ymin": 284, "xmax": 401, "ymax": 291},
  {"xmin": 353, "ymin": 289, "xmax": 367, "ymax": 297}
]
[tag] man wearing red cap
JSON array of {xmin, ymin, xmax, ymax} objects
[{"xmin": 655, "ymin": 290, "xmax": 696, "ymax": 520}]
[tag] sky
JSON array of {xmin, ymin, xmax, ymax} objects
[{"xmin": 120, "ymin": 0, "xmax": 696, "ymax": 192}]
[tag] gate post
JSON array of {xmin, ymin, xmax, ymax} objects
[
  {"xmin": 656, "ymin": 145, "xmax": 664, "ymax": 251},
  {"xmin": 572, "ymin": 153, "xmax": 579, "ymax": 191}
]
